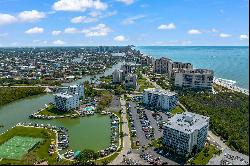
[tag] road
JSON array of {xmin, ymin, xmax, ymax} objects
[
  {"xmin": 109, "ymin": 95, "xmax": 132, "ymax": 165},
  {"xmin": 207, "ymin": 131, "xmax": 228, "ymax": 150}
]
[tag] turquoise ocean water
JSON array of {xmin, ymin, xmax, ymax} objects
[{"xmin": 136, "ymin": 46, "xmax": 249, "ymax": 90}]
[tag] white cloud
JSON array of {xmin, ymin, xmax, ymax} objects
[
  {"xmin": 64, "ymin": 27, "xmax": 79, "ymax": 34},
  {"xmin": 0, "ymin": 33, "xmax": 8, "ymax": 37},
  {"xmin": 117, "ymin": 0, "xmax": 134, "ymax": 5},
  {"xmin": 240, "ymin": 34, "xmax": 249, "ymax": 40},
  {"xmin": 53, "ymin": 40, "xmax": 66, "ymax": 45},
  {"xmin": 33, "ymin": 40, "xmax": 48, "ymax": 44},
  {"xmin": 114, "ymin": 35, "xmax": 126, "ymax": 42},
  {"xmin": 71, "ymin": 16, "xmax": 98, "ymax": 23},
  {"xmin": 188, "ymin": 29, "xmax": 202, "ymax": 35},
  {"xmin": 220, "ymin": 9, "xmax": 224, "ymax": 14},
  {"xmin": 18, "ymin": 10, "xmax": 46, "ymax": 22},
  {"xmin": 104, "ymin": 10, "xmax": 117, "ymax": 17},
  {"xmin": 219, "ymin": 33, "xmax": 232, "ymax": 38},
  {"xmin": 158, "ymin": 23, "xmax": 176, "ymax": 30},
  {"xmin": 0, "ymin": 13, "xmax": 17, "ymax": 25},
  {"xmin": 211, "ymin": 28, "xmax": 218, "ymax": 33},
  {"xmin": 88, "ymin": 11, "xmax": 102, "ymax": 17},
  {"xmin": 122, "ymin": 15, "xmax": 145, "ymax": 25},
  {"xmin": 82, "ymin": 23, "xmax": 111, "ymax": 37},
  {"xmin": 25, "ymin": 27, "xmax": 44, "ymax": 34},
  {"xmin": 52, "ymin": 30, "xmax": 62, "ymax": 35},
  {"xmin": 53, "ymin": 0, "xmax": 108, "ymax": 12}
]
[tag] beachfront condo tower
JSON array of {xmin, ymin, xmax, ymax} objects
[{"xmin": 163, "ymin": 112, "xmax": 209, "ymax": 156}]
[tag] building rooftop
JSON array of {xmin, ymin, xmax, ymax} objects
[
  {"xmin": 164, "ymin": 112, "xmax": 209, "ymax": 134},
  {"xmin": 144, "ymin": 88, "xmax": 177, "ymax": 97},
  {"xmin": 55, "ymin": 93, "xmax": 74, "ymax": 99},
  {"xmin": 177, "ymin": 68, "xmax": 214, "ymax": 75}
]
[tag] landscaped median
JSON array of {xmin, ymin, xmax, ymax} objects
[
  {"xmin": 170, "ymin": 105, "xmax": 185, "ymax": 115},
  {"xmin": 0, "ymin": 126, "xmax": 71, "ymax": 165}
]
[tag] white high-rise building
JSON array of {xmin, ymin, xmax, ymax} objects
[
  {"xmin": 163, "ymin": 112, "xmax": 209, "ymax": 156},
  {"xmin": 125, "ymin": 74, "xmax": 137, "ymax": 89},
  {"xmin": 112, "ymin": 69, "xmax": 123, "ymax": 83},
  {"xmin": 54, "ymin": 93, "xmax": 80, "ymax": 111},
  {"xmin": 68, "ymin": 84, "xmax": 84, "ymax": 99},
  {"xmin": 143, "ymin": 88, "xmax": 178, "ymax": 111}
]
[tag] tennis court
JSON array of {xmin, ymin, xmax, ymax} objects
[{"xmin": 0, "ymin": 136, "xmax": 43, "ymax": 160}]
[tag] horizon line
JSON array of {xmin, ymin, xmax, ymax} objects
[{"xmin": 0, "ymin": 45, "xmax": 249, "ymax": 48}]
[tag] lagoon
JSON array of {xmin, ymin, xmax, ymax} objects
[{"xmin": 0, "ymin": 62, "xmax": 124, "ymax": 151}]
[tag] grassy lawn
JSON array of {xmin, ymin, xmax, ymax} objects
[
  {"xmin": 38, "ymin": 104, "xmax": 76, "ymax": 116},
  {"xmin": 190, "ymin": 144, "xmax": 220, "ymax": 165},
  {"xmin": 95, "ymin": 152, "xmax": 119, "ymax": 165},
  {"xmin": 100, "ymin": 75, "xmax": 113, "ymax": 84},
  {"xmin": 170, "ymin": 106, "xmax": 185, "ymax": 115},
  {"xmin": 138, "ymin": 77, "xmax": 154, "ymax": 92},
  {"xmin": 0, "ymin": 126, "xmax": 72, "ymax": 165}
]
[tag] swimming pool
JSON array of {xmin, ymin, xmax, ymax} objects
[{"xmin": 84, "ymin": 107, "xmax": 94, "ymax": 111}]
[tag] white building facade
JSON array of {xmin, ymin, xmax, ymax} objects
[
  {"xmin": 125, "ymin": 74, "xmax": 137, "ymax": 89},
  {"xmin": 68, "ymin": 84, "xmax": 85, "ymax": 99},
  {"xmin": 143, "ymin": 88, "xmax": 178, "ymax": 111},
  {"xmin": 163, "ymin": 112, "xmax": 209, "ymax": 156},
  {"xmin": 112, "ymin": 69, "xmax": 123, "ymax": 83},
  {"xmin": 54, "ymin": 93, "xmax": 80, "ymax": 111}
]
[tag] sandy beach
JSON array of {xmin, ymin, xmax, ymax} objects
[{"xmin": 214, "ymin": 78, "xmax": 249, "ymax": 96}]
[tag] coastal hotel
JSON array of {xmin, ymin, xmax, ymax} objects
[{"xmin": 153, "ymin": 57, "xmax": 214, "ymax": 90}]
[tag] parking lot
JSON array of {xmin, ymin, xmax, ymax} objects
[{"xmin": 127, "ymin": 99, "xmax": 179, "ymax": 165}]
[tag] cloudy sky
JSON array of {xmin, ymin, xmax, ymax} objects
[{"xmin": 0, "ymin": 0, "xmax": 249, "ymax": 46}]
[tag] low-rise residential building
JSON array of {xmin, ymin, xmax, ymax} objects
[
  {"xmin": 142, "ymin": 88, "xmax": 178, "ymax": 111},
  {"xmin": 174, "ymin": 69, "xmax": 214, "ymax": 90},
  {"xmin": 112, "ymin": 69, "xmax": 123, "ymax": 83},
  {"xmin": 163, "ymin": 112, "xmax": 209, "ymax": 156},
  {"xmin": 125, "ymin": 74, "xmax": 137, "ymax": 89},
  {"xmin": 54, "ymin": 93, "xmax": 80, "ymax": 111},
  {"xmin": 68, "ymin": 84, "xmax": 84, "ymax": 99}
]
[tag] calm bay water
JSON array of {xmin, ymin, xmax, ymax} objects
[
  {"xmin": 137, "ymin": 46, "xmax": 249, "ymax": 90},
  {"xmin": 0, "ymin": 62, "xmax": 124, "ymax": 151}
]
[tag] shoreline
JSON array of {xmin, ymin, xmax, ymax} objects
[{"xmin": 214, "ymin": 78, "xmax": 249, "ymax": 95}]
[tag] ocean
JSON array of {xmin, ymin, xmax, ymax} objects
[{"xmin": 136, "ymin": 46, "xmax": 249, "ymax": 90}]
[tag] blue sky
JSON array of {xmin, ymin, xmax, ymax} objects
[{"xmin": 0, "ymin": 0, "xmax": 249, "ymax": 46}]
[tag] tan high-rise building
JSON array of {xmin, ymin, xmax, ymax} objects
[{"xmin": 174, "ymin": 69, "xmax": 214, "ymax": 89}]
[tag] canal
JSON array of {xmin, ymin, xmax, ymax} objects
[{"xmin": 0, "ymin": 62, "xmax": 124, "ymax": 151}]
